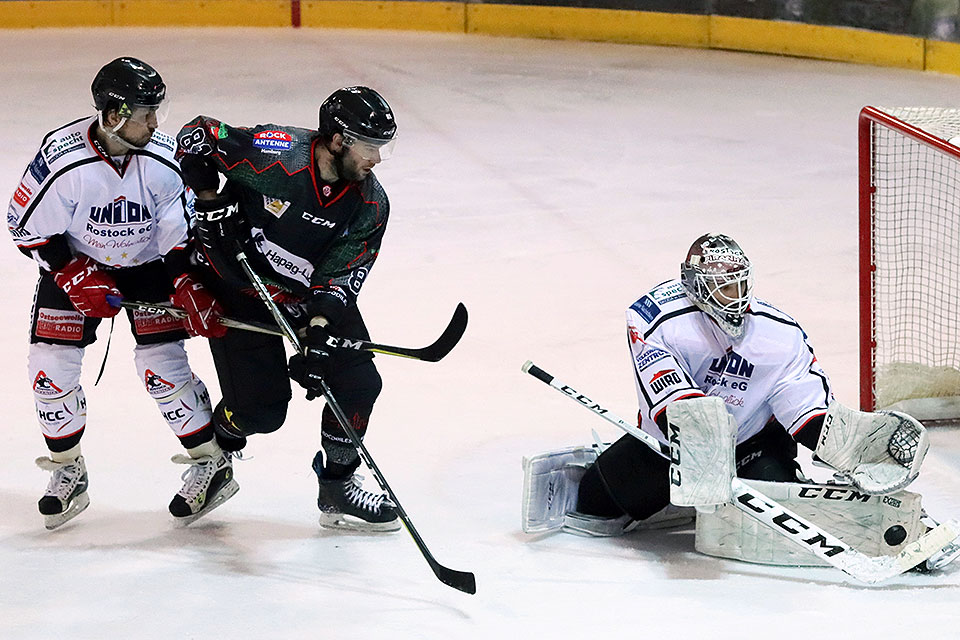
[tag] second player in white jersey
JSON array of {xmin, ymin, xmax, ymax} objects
[{"xmin": 6, "ymin": 57, "xmax": 233, "ymax": 530}]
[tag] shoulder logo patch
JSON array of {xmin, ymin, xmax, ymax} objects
[{"xmin": 632, "ymin": 295, "xmax": 661, "ymax": 323}]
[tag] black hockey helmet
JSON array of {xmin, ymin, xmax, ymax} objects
[
  {"xmin": 91, "ymin": 57, "xmax": 166, "ymax": 115},
  {"xmin": 318, "ymin": 86, "xmax": 397, "ymax": 159}
]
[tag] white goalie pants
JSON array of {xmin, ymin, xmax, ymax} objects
[{"xmin": 28, "ymin": 341, "xmax": 213, "ymax": 447}]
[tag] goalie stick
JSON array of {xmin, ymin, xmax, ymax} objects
[
  {"xmin": 106, "ymin": 296, "xmax": 468, "ymax": 363},
  {"xmin": 234, "ymin": 247, "xmax": 476, "ymax": 595},
  {"xmin": 521, "ymin": 360, "xmax": 960, "ymax": 585}
]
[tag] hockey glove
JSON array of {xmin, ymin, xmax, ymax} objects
[
  {"xmin": 815, "ymin": 401, "xmax": 929, "ymax": 494},
  {"xmin": 194, "ymin": 195, "xmax": 247, "ymax": 253},
  {"xmin": 170, "ymin": 274, "xmax": 227, "ymax": 338},
  {"xmin": 52, "ymin": 255, "xmax": 122, "ymax": 318},
  {"xmin": 288, "ymin": 323, "xmax": 333, "ymax": 400},
  {"xmin": 179, "ymin": 153, "xmax": 220, "ymax": 194}
]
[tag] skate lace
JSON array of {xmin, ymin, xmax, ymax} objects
[
  {"xmin": 344, "ymin": 475, "xmax": 390, "ymax": 514},
  {"xmin": 36, "ymin": 457, "xmax": 83, "ymax": 498},
  {"xmin": 171, "ymin": 453, "xmax": 228, "ymax": 500}
]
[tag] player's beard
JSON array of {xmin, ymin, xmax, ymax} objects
[
  {"xmin": 122, "ymin": 127, "xmax": 155, "ymax": 148},
  {"xmin": 334, "ymin": 152, "xmax": 370, "ymax": 182}
]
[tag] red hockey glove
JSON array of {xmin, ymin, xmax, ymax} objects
[
  {"xmin": 51, "ymin": 255, "xmax": 122, "ymax": 318},
  {"xmin": 170, "ymin": 274, "xmax": 227, "ymax": 338}
]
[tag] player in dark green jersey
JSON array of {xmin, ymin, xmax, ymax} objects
[{"xmin": 176, "ymin": 87, "xmax": 400, "ymax": 532}]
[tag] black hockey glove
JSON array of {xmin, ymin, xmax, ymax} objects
[
  {"xmin": 180, "ymin": 153, "xmax": 220, "ymax": 193},
  {"xmin": 194, "ymin": 195, "xmax": 247, "ymax": 253},
  {"xmin": 288, "ymin": 324, "xmax": 334, "ymax": 400}
]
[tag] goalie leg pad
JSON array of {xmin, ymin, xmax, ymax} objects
[
  {"xmin": 667, "ymin": 396, "xmax": 737, "ymax": 509},
  {"xmin": 695, "ymin": 480, "xmax": 925, "ymax": 566},
  {"xmin": 816, "ymin": 401, "xmax": 929, "ymax": 494},
  {"xmin": 561, "ymin": 504, "xmax": 696, "ymax": 537},
  {"xmin": 522, "ymin": 445, "xmax": 598, "ymax": 533}
]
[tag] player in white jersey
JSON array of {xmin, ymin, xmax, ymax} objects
[
  {"xmin": 574, "ymin": 233, "xmax": 832, "ymax": 528},
  {"xmin": 6, "ymin": 58, "xmax": 236, "ymax": 529}
]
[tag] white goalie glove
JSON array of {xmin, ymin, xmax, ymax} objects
[{"xmin": 815, "ymin": 401, "xmax": 929, "ymax": 495}]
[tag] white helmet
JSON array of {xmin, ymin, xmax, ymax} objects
[{"xmin": 680, "ymin": 233, "xmax": 753, "ymax": 337}]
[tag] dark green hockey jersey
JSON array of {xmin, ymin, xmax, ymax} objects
[{"xmin": 177, "ymin": 116, "xmax": 388, "ymax": 324}]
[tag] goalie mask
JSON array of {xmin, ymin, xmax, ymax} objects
[{"xmin": 680, "ymin": 233, "xmax": 753, "ymax": 337}]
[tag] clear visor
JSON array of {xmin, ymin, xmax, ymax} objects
[
  {"xmin": 698, "ymin": 266, "xmax": 753, "ymax": 315},
  {"xmin": 342, "ymin": 128, "xmax": 397, "ymax": 162},
  {"xmin": 116, "ymin": 99, "xmax": 170, "ymax": 127}
]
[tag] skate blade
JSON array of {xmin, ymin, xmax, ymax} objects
[
  {"xmin": 173, "ymin": 479, "xmax": 240, "ymax": 527},
  {"xmin": 318, "ymin": 512, "xmax": 401, "ymax": 533},
  {"xmin": 927, "ymin": 542, "xmax": 960, "ymax": 571},
  {"xmin": 43, "ymin": 492, "xmax": 90, "ymax": 531}
]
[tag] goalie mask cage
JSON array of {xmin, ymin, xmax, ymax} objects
[{"xmin": 860, "ymin": 106, "xmax": 960, "ymax": 420}]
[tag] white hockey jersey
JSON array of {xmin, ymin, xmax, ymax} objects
[
  {"xmin": 7, "ymin": 116, "xmax": 192, "ymax": 270},
  {"xmin": 627, "ymin": 278, "xmax": 832, "ymax": 446}
]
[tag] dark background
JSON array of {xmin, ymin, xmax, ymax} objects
[{"xmin": 472, "ymin": 0, "xmax": 960, "ymax": 42}]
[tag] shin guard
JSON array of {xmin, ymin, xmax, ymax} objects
[{"xmin": 135, "ymin": 342, "xmax": 213, "ymax": 439}]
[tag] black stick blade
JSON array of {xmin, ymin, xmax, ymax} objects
[
  {"xmin": 369, "ymin": 302, "xmax": 468, "ymax": 362},
  {"xmin": 431, "ymin": 561, "xmax": 477, "ymax": 595}
]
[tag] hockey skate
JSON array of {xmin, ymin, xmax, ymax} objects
[
  {"xmin": 914, "ymin": 512, "xmax": 960, "ymax": 572},
  {"xmin": 168, "ymin": 450, "xmax": 239, "ymax": 526},
  {"xmin": 36, "ymin": 455, "xmax": 90, "ymax": 530},
  {"xmin": 312, "ymin": 453, "xmax": 400, "ymax": 532}
]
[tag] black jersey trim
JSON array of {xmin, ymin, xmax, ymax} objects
[
  {"xmin": 131, "ymin": 148, "xmax": 183, "ymax": 177},
  {"xmin": 641, "ymin": 306, "xmax": 700, "ymax": 340},
  {"xmin": 747, "ymin": 309, "xmax": 801, "ymax": 329},
  {"xmin": 15, "ymin": 157, "xmax": 102, "ymax": 230},
  {"xmin": 41, "ymin": 117, "xmax": 89, "ymax": 147},
  {"xmin": 810, "ymin": 365, "xmax": 831, "ymax": 403}
]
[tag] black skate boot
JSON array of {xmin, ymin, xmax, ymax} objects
[
  {"xmin": 36, "ymin": 455, "xmax": 90, "ymax": 530},
  {"xmin": 168, "ymin": 449, "xmax": 239, "ymax": 526},
  {"xmin": 312, "ymin": 452, "xmax": 400, "ymax": 532}
]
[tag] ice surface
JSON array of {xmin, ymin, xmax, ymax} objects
[{"xmin": 2, "ymin": 27, "xmax": 960, "ymax": 639}]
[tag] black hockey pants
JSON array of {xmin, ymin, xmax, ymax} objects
[
  {"xmin": 205, "ymin": 285, "xmax": 382, "ymax": 471},
  {"xmin": 577, "ymin": 420, "xmax": 801, "ymax": 521}
]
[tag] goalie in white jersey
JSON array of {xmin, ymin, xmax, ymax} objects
[
  {"xmin": 522, "ymin": 234, "xmax": 951, "ymax": 572},
  {"xmin": 573, "ymin": 233, "xmax": 831, "ymax": 526},
  {"xmin": 6, "ymin": 57, "xmax": 235, "ymax": 529}
]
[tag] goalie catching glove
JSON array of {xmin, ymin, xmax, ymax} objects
[{"xmin": 815, "ymin": 401, "xmax": 928, "ymax": 495}]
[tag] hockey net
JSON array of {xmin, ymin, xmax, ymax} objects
[{"xmin": 860, "ymin": 106, "xmax": 960, "ymax": 421}]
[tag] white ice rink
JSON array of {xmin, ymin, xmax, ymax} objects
[{"xmin": 3, "ymin": 26, "xmax": 960, "ymax": 639}]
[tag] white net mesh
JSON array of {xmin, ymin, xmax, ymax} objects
[{"xmin": 869, "ymin": 107, "xmax": 960, "ymax": 414}]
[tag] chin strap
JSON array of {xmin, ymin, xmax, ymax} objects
[{"xmin": 96, "ymin": 112, "xmax": 139, "ymax": 151}]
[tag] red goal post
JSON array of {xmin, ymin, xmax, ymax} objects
[{"xmin": 859, "ymin": 106, "xmax": 960, "ymax": 421}]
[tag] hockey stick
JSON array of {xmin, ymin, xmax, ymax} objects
[
  {"xmin": 522, "ymin": 360, "xmax": 960, "ymax": 585},
  {"xmin": 107, "ymin": 297, "xmax": 468, "ymax": 363},
  {"xmin": 234, "ymin": 247, "xmax": 476, "ymax": 594}
]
